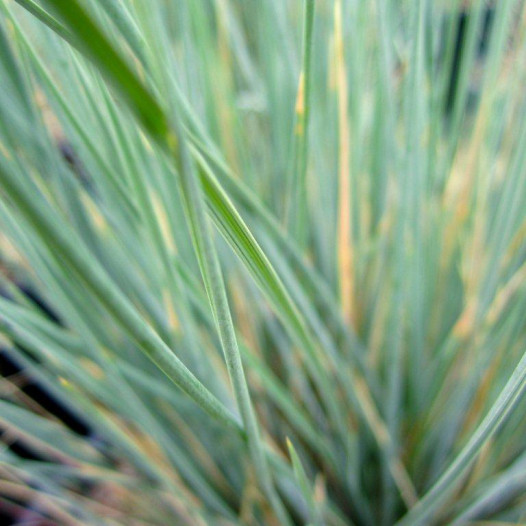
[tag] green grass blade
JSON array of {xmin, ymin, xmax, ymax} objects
[{"xmin": 397, "ymin": 350, "xmax": 526, "ymax": 526}]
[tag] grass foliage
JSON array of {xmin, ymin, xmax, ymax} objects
[{"xmin": 0, "ymin": 0, "xmax": 525, "ymax": 524}]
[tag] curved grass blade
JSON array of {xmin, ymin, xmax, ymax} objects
[
  {"xmin": 32, "ymin": 1, "xmax": 292, "ymax": 521},
  {"xmin": 14, "ymin": 0, "xmax": 415, "ymax": 515},
  {"xmin": 396, "ymin": 350, "xmax": 526, "ymax": 526},
  {"xmin": 39, "ymin": 0, "xmax": 168, "ymax": 141},
  {"xmin": 13, "ymin": 0, "xmax": 75, "ymax": 48},
  {"xmin": 0, "ymin": 157, "xmax": 240, "ymax": 431}
]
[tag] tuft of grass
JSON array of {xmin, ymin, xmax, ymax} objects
[{"xmin": 0, "ymin": 0, "xmax": 525, "ymax": 524}]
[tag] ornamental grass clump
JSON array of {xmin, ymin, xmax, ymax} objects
[{"xmin": 0, "ymin": 0, "xmax": 525, "ymax": 524}]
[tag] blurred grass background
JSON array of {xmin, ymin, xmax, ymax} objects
[{"xmin": 0, "ymin": 0, "xmax": 525, "ymax": 524}]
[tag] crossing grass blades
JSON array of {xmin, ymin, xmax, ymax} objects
[{"xmin": 0, "ymin": 0, "xmax": 525, "ymax": 524}]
